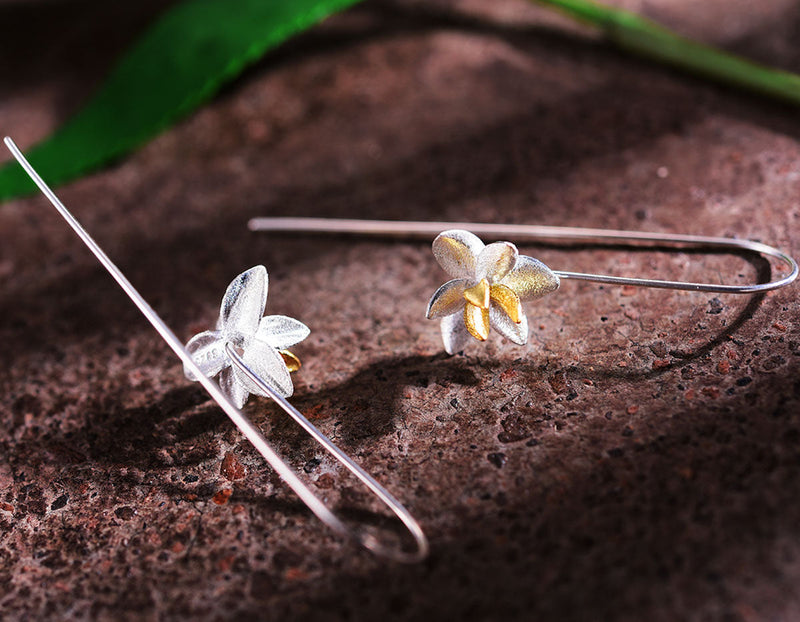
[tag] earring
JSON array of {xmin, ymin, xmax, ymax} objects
[
  {"xmin": 183, "ymin": 265, "xmax": 308, "ymax": 408},
  {"xmin": 426, "ymin": 229, "xmax": 559, "ymax": 354},
  {"xmin": 247, "ymin": 217, "xmax": 798, "ymax": 354},
  {"xmin": 4, "ymin": 138, "xmax": 428, "ymax": 563}
]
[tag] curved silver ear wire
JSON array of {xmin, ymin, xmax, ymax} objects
[
  {"xmin": 4, "ymin": 138, "xmax": 428, "ymax": 563},
  {"xmin": 249, "ymin": 217, "xmax": 798, "ymax": 353},
  {"xmin": 248, "ymin": 217, "xmax": 798, "ymax": 294}
]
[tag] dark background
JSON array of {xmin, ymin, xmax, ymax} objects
[{"xmin": 1, "ymin": 0, "xmax": 799, "ymax": 619}]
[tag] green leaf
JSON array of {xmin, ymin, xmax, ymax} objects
[
  {"xmin": 535, "ymin": 0, "xmax": 800, "ymax": 106},
  {"xmin": 0, "ymin": 0, "xmax": 361, "ymax": 201}
]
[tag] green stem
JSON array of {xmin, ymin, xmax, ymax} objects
[{"xmin": 535, "ymin": 0, "xmax": 800, "ymax": 106}]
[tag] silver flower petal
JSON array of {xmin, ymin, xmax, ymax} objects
[
  {"xmin": 476, "ymin": 241, "xmax": 518, "ymax": 283},
  {"xmin": 185, "ymin": 266, "xmax": 309, "ymax": 406},
  {"xmin": 489, "ymin": 304, "xmax": 529, "ymax": 345},
  {"xmin": 432, "ymin": 230, "xmax": 484, "ymax": 279},
  {"xmin": 234, "ymin": 338, "xmax": 294, "ymax": 398},
  {"xmin": 426, "ymin": 279, "xmax": 470, "ymax": 319},
  {"xmin": 500, "ymin": 256, "xmax": 560, "ymax": 301},
  {"xmin": 184, "ymin": 330, "xmax": 226, "ymax": 381},
  {"xmin": 256, "ymin": 315, "xmax": 311, "ymax": 350},
  {"xmin": 440, "ymin": 312, "xmax": 472, "ymax": 355},
  {"xmin": 219, "ymin": 265, "xmax": 268, "ymax": 337},
  {"xmin": 219, "ymin": 366, "xmax": 250, "ymax": 409}
]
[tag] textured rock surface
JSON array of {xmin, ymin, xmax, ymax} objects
[{"xmin": 1, "ymin": 1, "xmax": 800, "ymax": 620}]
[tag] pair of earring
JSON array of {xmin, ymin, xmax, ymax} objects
[{"xmin": 6, "ymin": 137, "xmax": 797, "ymax": 563}]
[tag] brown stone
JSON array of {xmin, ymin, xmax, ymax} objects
[
  {"xmin": 212, "ymin": 489, "xmax": 233, "ymax": 505},
  {"xmin": 220, "ymin": 452, "xmax": 246, "ymax": 481},
  {"xmin": 1, "ymin": 0, "xmax": 800, "ymax": 620}
]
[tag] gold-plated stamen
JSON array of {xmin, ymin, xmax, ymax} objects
[
  {"xmin": 279, "ymin": 350, "xmax": 302, "ymax": 372},
  {"xmin": 464, "ymin": 303, "xmax": 490, "ymax": 341},
  {"xmin": 463, "ymin": 278, "xmax": 490, "ymax": 309},
  {"xmin": 490, "ymin": 284, "xmax": 522, "ymax": 323}
]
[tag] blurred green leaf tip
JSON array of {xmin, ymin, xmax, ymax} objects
[
  {"xmin": 0, "ymin": 0, "xmax": 363, "ymax": 200},
  {"xmin": 3, "ymin": 0, "xmax": 800, "ymax": 202}
]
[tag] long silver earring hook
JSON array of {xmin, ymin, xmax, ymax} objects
[
  {"xmin": 4, "ymin": 138, "xmax": 428, "ymax": 564},
  {"xmin": 248, "ymin": 217, "xmax": 798, "ymax": 294}
]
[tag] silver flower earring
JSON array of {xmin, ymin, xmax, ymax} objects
[
  {"xmin": 426, "ymin": 229, "xmax": 559, "ymax": 354},
  {"xmin": 183, "ymin": 265, "xmax": 308, "ymax": 407},
  {"xmin": 4, "ymin": 138, "xmax": 428, "ymax": 563},
  {"xmin": 248, "ymin": 217, "xmax": 798, "ymax": 354}
]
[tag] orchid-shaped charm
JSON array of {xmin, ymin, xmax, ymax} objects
[
  {"xmin": 426, "ymin": 230, "xmax": 560, "ymax": 354},
  {"xmin": 184, "ymin": 266, "xmax": 310, "ymax": 407}
]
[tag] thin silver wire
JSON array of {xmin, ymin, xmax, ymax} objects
[
  {"xmin": 224, "ymin": 344, "xmax": 426, "ymax": 562},
  {"xmin": 4, "ymin": 137, "xmax": 429, "ymax": 564},
  {"xmin": 248, "ymin": 217, "xmax": 798, "ymax": 294}
]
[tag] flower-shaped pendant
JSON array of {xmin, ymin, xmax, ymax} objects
[
  {"xmin": 426, "ymin": 230, "xmax": 560, "ymax": 354},
  {"xmin": 184, "ymin": 266, "xmax": 310, "ymax": 407}
]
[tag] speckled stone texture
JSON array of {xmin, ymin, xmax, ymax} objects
[{"xmin": 1, "ymin": 1, "xmax": 800, "ymax": 620}]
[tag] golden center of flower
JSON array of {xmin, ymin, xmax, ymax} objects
[
  {"xmin": 463, "ymin": 304, "xmax": 490, "ymax": 341},
  {"xmin": 279, "ymin": 350, "xmax": 302, "ymax": 373},
  {"xmin": 463, "ymin": 278, "xmax": 490, "ymax": 309},
  {"xmin": 489, "ymin": 283, "xmax": 522, "ymax": 324},
  {"xmin": 462, "ymin": 281, "xmax": 524, "ymax": 343}
]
